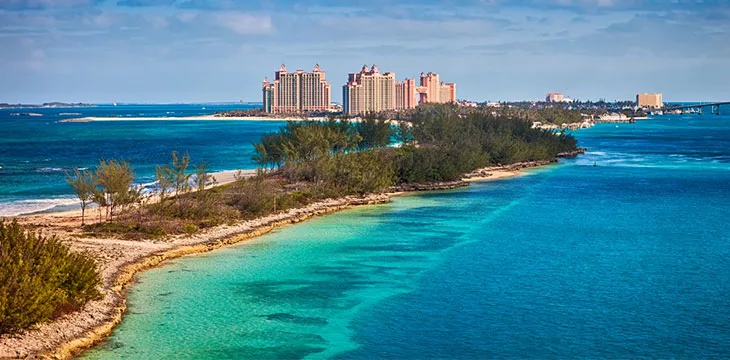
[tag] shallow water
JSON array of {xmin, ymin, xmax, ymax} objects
[
  {"xmin": 81, "ymin": 114, "xmax": 730, "ymax": 359},
  {"xmin": 0, "ymin": 104, "xmax": 283, "ymax": 216}
]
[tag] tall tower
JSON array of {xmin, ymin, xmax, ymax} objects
[
  {"xmin": 439, "ymin": 82, "xmax": 456, "ymax": 103},
  {"xmin": 261, "ymin": 64, "xmax": 332, "ymax": 113},
  {"xmin": 419, "ymin": 72, "xmax": 441, "ymax": 104},
  {"xmin": 343, "ymin": 64, "xmax": 396, "ymax": 115},
  {"xmin": 396, "ymin": 78, "xmax": 416, "ymax": 110},
  {"xmin": 262, "ymin": 77, "xmax": 273, "ymax": 113}
]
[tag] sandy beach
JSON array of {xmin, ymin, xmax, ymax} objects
[
  {"xmin": 0, "ymin": 164, "xmax": 542, "ymax": 359},
  {"xmin": 59, "ymin": 115, "xmax": 327, "ymax": 123},
  {"xmin": 58, "ymin": 115, "xmax": 406, "ymax": 125}
]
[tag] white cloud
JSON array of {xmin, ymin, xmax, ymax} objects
[{"xmin": 212, "ymin": 12, "xmax": 274, "ymax": 35}]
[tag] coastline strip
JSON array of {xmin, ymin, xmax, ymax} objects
[
  {"xmin": 58, "ymin": 116, "xmax": 405, "ymax": 125},
  {"xmin": 0, "ymin": 163, "xmax": 550, "ymax": 359},
  {"xmin": 2, "ymin": 170, "xmax": 253, "ymax": 218},
  {"xmin": 59, "ymin": 115, "xmax": 325, "ymax": 123},
  {"xmin": 47, "ymin": 195, "xmax": 391, "ymax": 360}
]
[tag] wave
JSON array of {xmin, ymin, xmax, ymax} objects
[
  {"xmin": 35, "ymin": 167, "xmax": 65, "ymax": 173},
  {"xmin": 34, "ymin": 166, "xmax": 89, "ymax": 173},
  {"xmin": 0, "ymin": 197, "xmax": 80, "ymax": 217},
  {"xmin": 58, "ymin": 112, "xmax": 82, "ymax": 116}
]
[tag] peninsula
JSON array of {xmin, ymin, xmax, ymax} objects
[
  {"xmin": 1, "ymin": 104, "xmax": 580, "ymax": 358},
  {"xmin": 0, "ymin": 102, "xmax": 94, "ymax": 109}
]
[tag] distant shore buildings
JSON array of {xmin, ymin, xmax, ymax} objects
[
  {"xmin": 343, "ymin": 65, "xmax": 456, "ymax": 115},
  {"xmin": 342, "ymin": 65, "xmax": 396, "ymax": 115},
  {"xmin": 414, "ymin": 72, "xmax": 456, "ymax": 106},
  {"xmin": 636, "ymin": 93, "xmax": 663, "ymax": 109},
  {"xmin": 262, "ymin": 64, "xmax": 332, "ymax": 113},
  {"xmin": 261, "ymin": 64, "xmax": 457, "ymax": 115},
  {"xmin": 546, "ymin": 92, "xmax": 573, "ymax": 103},
  {"xmin": 546, "ymin": 93, "xmax": 564, "ymax": 102}
]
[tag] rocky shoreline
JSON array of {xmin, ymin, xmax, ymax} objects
[
  {"xmin": 0, "ymin": 162, "xmax": 563, "ymax": 359},
  {"xmin": 557, "ymin": 148, "xmax": 587, "ymax": 158}
]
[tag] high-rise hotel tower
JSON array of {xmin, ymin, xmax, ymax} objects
[
  {"xmin": 342, "ymin": 66, "xmax": 458, "ymax": 115},
  {"xmin": 416, "ymin": 72, "xmax": 456, "ymax": 105},
  {"xmin": 262, "ymin": 64, "xmax": 331, "ymax": 113},
  {"xmin": 343, "ymin": 65, "xmax": 396, "ymax": 115}
]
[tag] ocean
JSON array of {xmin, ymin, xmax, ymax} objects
[
  {"xmin": 80, "ymin": 113, "xmax": 730, "ymax": 359},
  {"xmin": 0, "ymin": 104, "xmax": 284, "ymax": 216}
]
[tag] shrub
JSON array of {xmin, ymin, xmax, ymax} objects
[
  {"xmin": 182, "ymin": 223, "xmax": 199, "ymax": 235},
  {"xmin": 0, "ymin": 220, "xmax": 101, "ymax": 334},
  {"xmin": 226, "ymin": 176, "xmax": 281, "ymax": 218}
]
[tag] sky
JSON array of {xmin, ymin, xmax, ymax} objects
[{"xmin": 1, "ymin": 0, "xmax": 729, "ymax": 104}]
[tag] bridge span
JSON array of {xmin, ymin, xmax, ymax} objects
[{"xmin": 660, "ymin": 102, "xmax": 729, "ymax": 115}]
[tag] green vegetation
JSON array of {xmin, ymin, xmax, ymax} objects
[
  {"xmin": 390, "ymin": 103, "xmax": 586, "ymax": 125},
  {"xmin": 253, "ymin": 104, "xmax": 576, "ymax": 186},
  {"xmin": 69, "ymin": 104, "xmax": 577, "ymax": 239},
  {"xmin": 495, "ymin": 106, "xmax": 584, "ymax": 125},
  {"xmin": 92, "ymin": 159, "xmax": 139, "ymax": 222},
  {"xmin": 65, "ymin": 168, "xmax": 95, "ymax": 225},
  {"xmin": 0, "ymin": 220, "xmax": 101, "ymax": 335}
]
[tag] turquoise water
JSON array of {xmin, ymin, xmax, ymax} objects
[
  {"xmin": 83, "ymin": 114, "xmax": 730, "ymax": 359},
  {"xmin": 0, "ymin": 104, "xmax": 284, "ymax": 216}
]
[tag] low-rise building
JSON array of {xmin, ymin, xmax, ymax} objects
[
  {"xmin": 546, "ymin": 93, "xmax": 564, "ymax": 102},
  {"xmin": 636, "ymin": 93, "xmax": 663, "ymax": 109}
]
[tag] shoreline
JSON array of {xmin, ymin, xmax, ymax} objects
[
  {"xmin": 59, "ymin": 115, "xmax": 326, "ymax": 123},
  {"xmin": 0, "ymin": 169, "xmax": 255, "ymax": 218},
  {"xmin": 0, "ymin": 162, "xmax": 551, "ymax": 359},
  {"xmin": 57, "ymin": 115, "xmax": 405, "ymax": 125}
]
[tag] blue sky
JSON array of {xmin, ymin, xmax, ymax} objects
[{"xmin": 1, "ymin": 0, "xmax": 729, "ymax": 103}]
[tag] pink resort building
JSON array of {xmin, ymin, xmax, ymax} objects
[
  {"xmin": 395, "ymin": 72, "xmax": 457, "ymax": 111},
  {"xmin": 546, "ymin": 93, "xmax": 564, "ymax": 102},
  {"xmin": 395, "ymin": 78, "xmax": 417, "ymax": 110},
  {"xmin": 339, "ymin": 65, "xmax": 459, "ymax": 115},
  {"xmin": 343, "ymin": 65, "xmax": 397, "ymax": 115},
  {"xmin": 262, "ymin": 64, "xmax": 332, "ymax": 113}
]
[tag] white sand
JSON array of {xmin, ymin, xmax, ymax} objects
[{"xmin": 61, "ymin": 115, "xmax": 324, "ymax": 122}]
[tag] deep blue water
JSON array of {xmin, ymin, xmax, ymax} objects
[
  {"xmin": 0, "ymin": 104, "xmax": 284, "ymax": 216},
  {"xmin": 82, "ymin": 114, "xmax": 730, "ymax": 359}
]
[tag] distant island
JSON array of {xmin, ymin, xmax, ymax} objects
[{"xmin": 0, "ymin": 102, "xmax": 94, "ymax": 109}]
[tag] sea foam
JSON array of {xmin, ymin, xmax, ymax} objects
[{"xmin": 0, "ymin": 197, "xmax": 80, "ymax": 217}]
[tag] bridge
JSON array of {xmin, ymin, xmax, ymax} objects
[{"xmin": 660, "ymin": 102, "xmax": 729, "ymax": 115}]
